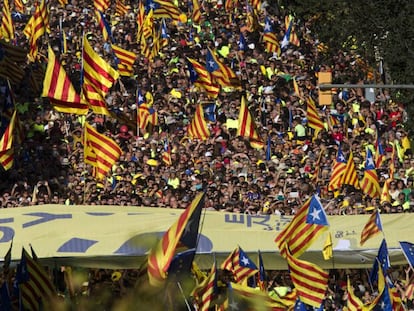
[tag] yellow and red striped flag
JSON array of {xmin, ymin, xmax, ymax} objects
[
  {"xmin": 186, "ymin": 58, "xmax": 220, "ymax": 99},
  {"xmin": 306, "ymin": 96, "xmax": 324, "ymax": 137},
  {"xmin": 221, "ymin": 246, "xmax": 258, "ymax": 283},
  {"xmin": 206, "ymin": 47, "xmax": 240, "ymax": 89},
  {"xmin": 93, "ymin": 0, "xmax": 110, "ymax": 12},
  {"xmin": 147, "ymin": 192, "xmax": 204, "ymax": 287},
  {"xmin": 188, "ymin": 104, "xmax": 210, "ymax": 140},
  {"xmin": 115, "ymin": 0, "xmax": 129, "ymax": 16},
  {"xmin": 161, "ymin": 138, "xmax": 172, "ymax": 166},
  {"xmin": 191, "ymin": 0, "xmax": 201, "ymax": 25},
  {"xmin": 150, "ymin": 0, "xmax": 182, "ymax": 21},
  {"xmin": 360, "ymin": 148, "xmax": 381, "ymax": 198},
  {"xmin": 1, "ymin": 0, "xmax": 14, "ymax": 41},
  {"xmin": 24, "ymin": 0, "xmax": 49, "ymax": 61},
  {"xmin": 0, "ymin": 110, "xmax": 16, "ymax": 170},
  {"xmin": 57, "ymin": 0, "xmax": 69, "ymax": 6},
  {"xmin": 82, "ymin": 36, "xmax": 120, "ymax": 116},
  {"xmin": 14, "ymin": 0, "xmax": 25, "ymax": 13},
  {"xmin": 340, "ymin": 150, "xmax": 361, "ymax": 189},
  {"xmin": 111, "ymin": 44, "xmax": 137, "ymax": 76},
  {"xmin": 285, "ymin": 249, "xmax": 329, "ymax": 308},
  {"xmin": 136, "ymin": 0, "xmax": 146, "ymax": 42},
  {"xmin": 275, "ymin": 194, "xmax": 329, "ymax": 258},
  {"xmin": 192, "ymin": 261, "xmax": 217, "ymax": 311},
  {"xmin": 328, "ymin": 146, "xmax": 347, "ymax": 191},
  {"xmin": 237, "ymin": 96, "xmax": 264, "ymax": 149},
  {"xmin": 84, "ymin": 122, "xmax": 122, "ymax": 180},
  {"xmin": 42, "ymin": 46, "xmax": 89, "ymax": 114},
  {"xmin": 360, "ymin": 209, "xmax": 382, "ymax": 246},
  {"xmin": 95, "ymin": 10, "xmax": 113, "ymax": 42},
  {"xmin": 263, "ymin": 16, "xmax": 280, "ymax": 55},
  {"xmin": 346, "ymin": 276, "xmax": 364, "ymax": 311},
  {"xmin": 17, "ymin": 248, "xmax": 57, "ymax": 311}
]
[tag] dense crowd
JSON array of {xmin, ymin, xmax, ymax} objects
[{"xmin": 1, "ymin": 0, "xmax": 414, "ymax": 309}]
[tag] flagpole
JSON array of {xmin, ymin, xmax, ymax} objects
[
  {"xmin": 176, "ymin": 281, "xmax": 192, "ymax": 311},
  {"xmin": 136, "ymin": 82, "xmax": 140, "ymax": 143}
]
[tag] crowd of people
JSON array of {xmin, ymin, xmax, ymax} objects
[{"xmin": 1, "ymin": 0, "xmax": 414, "ymax": 309}]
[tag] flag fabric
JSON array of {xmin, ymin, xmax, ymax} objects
[
  {"xmin": 265, "ymin": 136, "xmax": 271, "ymax": 161},
  {"xmin": 42, "ymin": 46, "xmax": 89, "ymax": 114},
  {"xmin": 2, "ymin": 240, "xmax": 12, "ymax": 274},
  {"xmin": 162, "ymin": 138, "xmax": 172, "ymax": 166},
  {"xmin": 237, "ymin": 96, "xmax": 264, "ymax": 149},
  {"xmin": 191, "ymin": 0, "xmax": 201, "ymax": 25},
  {"xmin": 283, "ymin": 15, "xmax": 300, "ymax": 48},
  {"xmin": 24, "ymin": 0, "xmax": 49, "ymax": 61},
  {"xmin": 84, "ymin": 122, "xmax": 122, "ymax": 180},
  {"xmin": 115, "ymin": 0, "xmax": 129, "ymax": 16},
  {"xmin": 346, "ymin": 276, "xmax": 364, "ymax": 311},
  {"xmin": 275, "ymin": 194, "xmax": 329, "ymax": 258},
  {"xmin": 111, "ymin": 44, "xmax": 137, "ymax": 76},
  {"xmin": 360, "ymin": 148, "xmax": 381, "ymax": 198},
  {"xmin": 360, "ymin": 209, "xmax": 383, "ymax": 246},
  {"xmin": 306, "ymin": 96, "xmax": 324, "ymax": 137},
  {"xmin": 136, "ymin": 0, "xmax": 146, "ymax": 42},
  {"xmin": 263, "ymin": 16, "xmax": 280, "ymax": 55},
  {"xmin": 0, "ymin": 110, "xmax": 16, "ymax": 170},
  {"xmin": 0, "ymin": 79, "xmax": 15, "ymax": 136},
  {"xmin": 186, "ymin": 58, "xmax": 220, "ymax": 98},
  {"xmin": 322, "ymin": 232, "xmax": 333, "ymax": 260},
  {"xmin": 147, "ymin": 192, "xmax": 204, "ymax": 287},
  {"xmin": 14, "ymin": 0, "xmax": 25, "ymax": 13},
  {"xmin": 372, "ymin": 283, "xmax": 392, "ymax": 311},
  {"xmin": 228, "ymin": 282, "xmax": 276, "ymax": 311},
  {"xmin": 57, "ymin": 0, "xmax": 68, "ymax": 6},
  {"xmin": 0, "ymin": 282, "xmax": 11, "ymax": 311},
  {"xmin": 94, "ymin": 0, "xmax": 110, "ymax": 12},
  {"xmin": 206, "ymin": 47, "xmax": 240, "ymax": 89},
  {"xmin": 187, "ymin": 104, "xmax": 210, "ymax": 140},
  {"xmin": 159, "ymin": 19, "xmax": 169, "ymax": 48},
  {"xmin": 238, "ymin": 32, "xmax": 247, "ymax": 51},
  {"xmin": 192, "ymin": 261, "xmax": 217, "ymax": 311},
  {"xmin": 82, "ymin": 36, "xmax": 120, "ymax": 116},
  {"xmin": 380, "ymin": 179, "xmax": 391, "ymax": 204},
  {"xmin": 375, "ymin": 136, "xmax": 386, "ymax": 168},
  {"xmin": 146, "ymin": 0, "xmax": 181, "ymax": 21},
  {"xmin": 340, "ymin": 150, "xmax": 360, "ymax": 189},
  {"xmin": 221, "ymin": 246, "xmax": 258, "ymax": 283},
  {"xmin": 399, "ymin": 241, "xmax": 414, "ymax": 269},
  {"xmin": 1, "ymin": 0, "xmax": 14, "ymax": 41},
  {"xmin": 258, "ymin": 250, "xmax": 266, "ymax": 291},
  {"xmin": 285, "ymin": 250, "xmax": 329, "ymax": 308},
  {"xmin": 17, "ymin": 248, "xmax": 57, "ymax": 311},
  {"xmin": 95, "ymin": 10, "xmax": 113, "ymax": 42},
  {"xmin": 203, "ymin": 103, "xmax": 216, "ymax": 122},
  {"xmin": 370, "ymin": 239, "xmax": 391, "ymax": 285}
]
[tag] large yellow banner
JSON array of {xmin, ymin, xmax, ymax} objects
[{"xmin": 0, "ymin": 205, "xmax": 411, "ymax": 269}]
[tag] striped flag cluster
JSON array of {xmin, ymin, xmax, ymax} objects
[
  {"xmin": 187, "ymin": 104, "xmax": 210, "ymax": 140},
  {"xmin": 82, "ymin": 36, "xmax": 120, "ymax": 116},
  {"xmin": 262, "ymin": 16, "xmax": 280, "ymax": 55},
  {"xmin": 0, "ymin": 41, "xmax": 27, "ymax": 84},
  {"xmin": 220, "ymin": 246, "xmax": 258, "ymax": 283},
  {"xmin": 17, "ymin": 248, "xmax": 57, "ymax": 311},
  {"xmin": 187, "ymin": 58, "xmax": 220, "ymax": 99},
  {"xmin": 0, "ymin": 0, "xmax": 14, "ymax": 41},
  {"xmin": 23, "ymin": 0, "xmax": 49, "ymax": 62},
  {"xmin": 84, "ymin": 122, "xmax": 122, "ymax": 180},
  {"xmin": 42, "ymin": 46, "xmax": 89, "ymax": 115},
  {"xmin": 237, "ymin": 96, "xmax": 264, "ymax": 149},
  {"xmin": 161, "ymin": 138, "xmax": 172, "ymax": 166},
  {"xmin": 147, "ymin": 193, "xmax": 204, "ymax": 287},
  {"xmin": 360, "ymin": 148, "xmax": 381, "ymax": 198}
]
